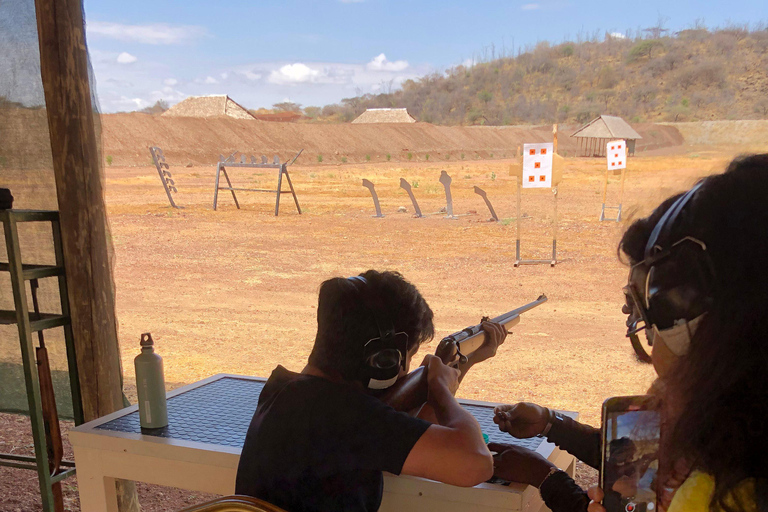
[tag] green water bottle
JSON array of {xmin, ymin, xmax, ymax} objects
[{"xmin": 134, "ymin": 333, "xmax": 168, "ymax": 429}]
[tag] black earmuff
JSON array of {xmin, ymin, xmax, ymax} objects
[
  {"xmin": 348, "ymin": 276, "xmax": 409, "ymax": 390},
  {"xmin": 632, "ymin": 181, "xmax": 715, "ymax": 332}
]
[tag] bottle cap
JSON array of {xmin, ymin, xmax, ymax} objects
[{"xmin": 140, "ymin": 333, "xmax": 154, "ymax": 347}]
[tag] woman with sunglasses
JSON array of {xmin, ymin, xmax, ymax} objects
[{"xmin": 491, "ymin": 154, "xmax": 768, "ymax": 512}]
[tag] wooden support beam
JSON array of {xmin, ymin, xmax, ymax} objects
[{"xmin": 33, "ymin": 0, "xmax": 139, "ymax": 510}]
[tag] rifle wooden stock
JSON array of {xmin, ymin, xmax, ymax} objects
[
  {"xmin": 382, "ymin": 295, "xmax": 547, "ymax": 413},
  {"xmin": 31, "ymin": 280, "xmax": 64, "ymax": 511},
  {"xmin": 379, "ymin": 367, "xmax": 429, "ymax": 413}
]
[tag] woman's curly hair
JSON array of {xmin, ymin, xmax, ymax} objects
[{"xmin": 619, "ymin": 154, "xmax": 768, "ymax": 512}]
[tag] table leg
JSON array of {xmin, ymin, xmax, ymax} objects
[{"xmin": 74, "ymin": 446, "xmax": 119, "ymax": 512}]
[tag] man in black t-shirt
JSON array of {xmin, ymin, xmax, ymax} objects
[{"xmin": 236, "ymin": 270, "xmax": 505, "ymax": 512}]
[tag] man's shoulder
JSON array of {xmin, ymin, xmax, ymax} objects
[{"xmin": 261, "ymin": 366, "xmax": 389, "ymax": 412}]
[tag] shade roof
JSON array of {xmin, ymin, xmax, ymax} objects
[{"xmin": 570, "ymin": 115, "xmax": 642, "ymax": 139}]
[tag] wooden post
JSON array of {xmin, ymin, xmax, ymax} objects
[
  {"xmin": 552, "ymin": 125, "xmax": 558, "ymax": 266},
  {"xmin": 34, "ymin": 0, "xmax": 139, "ymax": 510}
]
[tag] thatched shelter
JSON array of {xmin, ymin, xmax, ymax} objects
[
  {"xmin": 162, "ymin": 95, "xmax": 256, "ymax": 120},
  {"xmin": 570, "ymin": 115, "xmax": 642, "ymax": 157},
  {"xmin": 351, "ymin": 108, "xmax": 416, "ymax": 124}
]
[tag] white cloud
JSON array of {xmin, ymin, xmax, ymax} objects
[
  {"xmin": 268, "ymin": 63, "xmax": 321, "ymax": 84},
  {"xmin": 204, "ymin": 76, "xmax": 218, "ymax": 84},
  {"xmin": 87, "ymin": 21, "xmax": 208, "ymax": 45},
  {"xmin": 91, "ymin": 55, "xmax": 431, "ymax": 112},
  {"xmin": 610, "ymin": 32, "xmax": 627, "ymax": 39},
  {"xmin": 117, "ymin": 96, "xmax": 146, "ymax": 109},
  {"xmin": 521, "ymin": 3, "xmax": 540, "ymax": 10},
  {"xmin": 367, "ymin": 53, "xmax": 409, "ymax": 72},
  {"xmin": 116, "ymin": 52, "xmax": 137, "ymax": 64}
]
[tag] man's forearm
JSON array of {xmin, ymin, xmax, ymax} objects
[{"xmin": 429, "ymin": 385, "xmax": 484, "ymax": 438}]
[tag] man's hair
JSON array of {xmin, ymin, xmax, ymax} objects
[
  {"xmin": 619, "ymin": 154, "xmax": 768, "ymax": 512},
  {"xmin": 307, "ymin": 270, "xmax": 434, "ymax": 382}
]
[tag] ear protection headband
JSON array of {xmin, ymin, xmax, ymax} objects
[
  {"xmin": 348, "ymin": 276, "xmax": 409, "ymax": 390},
  {"xmin": 626, "ymin": 180, "xmax": 715, "ymax": 357}
]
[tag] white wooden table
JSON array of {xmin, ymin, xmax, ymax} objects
[{"xmin": 70, "ymin": 374, "xmax": 577, "ymax": 512}]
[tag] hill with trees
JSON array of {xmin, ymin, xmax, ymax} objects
[{"xmin": 314, "ymin": 24, "xmax": 768, "ymax": 125}]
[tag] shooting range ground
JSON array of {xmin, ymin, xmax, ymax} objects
[{"xmin": 2, "ymin": 142, "xmax": 760, "ymax": 510}]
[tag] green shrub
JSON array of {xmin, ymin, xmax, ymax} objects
[
  {"xmin": 491, "ymin": 172, "xmax": 497, "ymax": 181},
  {"xmin": 461, "ymin": 153, "xmax": 465, "ymax": 160},
  {"xmin": 365, "ymin": 154, "xmax": 371, "ymax": 161},
  {"xmin": 106, "ymin": 155, "xmax": 113, "ymax": 166},
  {"xmin": 413, "ymin": 180, "xmax": 419, "ymax": 188},
  {"xmin": 317, "ymin": 154, "xmax": 323, "ymax": 163},
  {"xmin": 425, "ymin": 154, "xmax": 430, "ymax": 161},
  {"xmin": 341, "ymin": 156, "xmax": 348, "ymax": 164},
  {"xmin": 407, "ymin": 152, "xmax": 413, "ymax": 160},
  {"xmin": 386, "ymin": 153, "xmax": 391, "ymax": 161}
]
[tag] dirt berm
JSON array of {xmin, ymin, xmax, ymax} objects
[{"xmin": 99, "ymin": 113, "xmax": 683, "ymax": 167}]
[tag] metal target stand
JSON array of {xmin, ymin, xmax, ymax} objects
[
  {"xmin": 213, "ymin": 150, "xmax": 302, "ymax": 215},
  {"xmin": 514, "ymin": 125, "xmax": 560, "ymax": 267},
  {"xmin": 514, "ymin": 180, "xmax": 558, "ymax": 267}
]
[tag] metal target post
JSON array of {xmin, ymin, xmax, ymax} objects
[
  {"xmin": 514, "ymin": 125, "xmax": 559, "ymax": 267},
  {"xmin": 600, "ymin": 140, "xmax": 628, "ymax": 222}
]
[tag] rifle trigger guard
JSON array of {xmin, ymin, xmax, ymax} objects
[{"xmin": 456, "ymin": 345, "xmax": 468, "ymax": 365}]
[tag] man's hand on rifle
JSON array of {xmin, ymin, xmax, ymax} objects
[
  {"xmin": 468, "ymin": 321, "xmax": 509, "ymax": 365},
  {"xmin": 424, "ymin": 354, "xmax": 460, "ymax": 400}
]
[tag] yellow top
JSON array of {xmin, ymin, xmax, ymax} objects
[{"xmin": 668, "ymin": 471, "xmax": 756, "ymax": 512}]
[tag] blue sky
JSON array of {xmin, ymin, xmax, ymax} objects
[{"xmin": 83, "ymin": 0, "xmax": 767, "ymax": 112}]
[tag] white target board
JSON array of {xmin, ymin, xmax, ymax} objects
[
  {"xmin": 607, "ymin": 140, "xmax": 626, "ymax": 170},
  {"xmin": 522, "ymin": 143, "xmax": 553, "ymax": 189}
]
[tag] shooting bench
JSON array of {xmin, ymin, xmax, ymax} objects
[
  {"xmin": 70, "ymin": 374, "xmax": 577, "ymax": 512},
  {"xmin": 213, "ymin": 151, "xmax": 302, "ymax": 216}
]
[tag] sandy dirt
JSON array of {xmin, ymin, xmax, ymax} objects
[{"xmin": 1, "ymin": 143, "xmax": 760, "ymax": 511}]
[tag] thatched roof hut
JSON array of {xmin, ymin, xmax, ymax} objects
[
  {"xmin": 162, "ymin": 95, "xmax": 256, "ymax": 120},
  {"xmin": 351, "ymin": 108, "xmax": 416, "ymax": 124},
  {"xmin": 570, "ymin": 115, "xmax": 642, "ymax": 156}
]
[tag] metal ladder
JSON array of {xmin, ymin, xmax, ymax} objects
[{"xmin": 0, "ymin": 209, "xmax": 83, "ymax": 511}]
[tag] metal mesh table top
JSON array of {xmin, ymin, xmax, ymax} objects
[{"xmin": 96, "ymin": 376, "xmax": 544, "ymax": 452}]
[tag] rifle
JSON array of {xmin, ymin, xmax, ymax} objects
[
  {"xmin": 31, "ymin": 279, "xmax": 64, "ymax": 512},
  {"xmin": 381, "ymin": 294, "xmax": 548, "ymax": 412}
]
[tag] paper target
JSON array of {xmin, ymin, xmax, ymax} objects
[
  {"xmin": 522, "ymin": 143, "xmax": 553, "ymax": 189},
  {"xmin": 607, "ymin": 140, "xmax": 626, "ymax": 170}
]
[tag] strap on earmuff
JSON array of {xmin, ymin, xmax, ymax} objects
[{"xmin": 644, "ymin": 181, "xmax": 705, "ymax": 261}]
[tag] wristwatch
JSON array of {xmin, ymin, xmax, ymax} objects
[{"xmin": 538, "ymin": 408, "xmax": 565, "ymax": 438}]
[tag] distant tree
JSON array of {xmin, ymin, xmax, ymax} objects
[
  {"xmin": 139, "ymin": 100, "xmax": 169, "ymax": 115},
  {"xmin": 643, "ymin": 14, "xmax": 670, "ymax": 39},
  {"xmin": 272, "ymin": 102, "xmax": 302, "ymax": 112},
  {"xmin": 303, "ymin": 106, "xmax": 321, "ymax": 119},
  {"xmin": 627, "ymin": 40, "xmax": 663, "ymax": 61},
  {"xmin": 597, "ymin": 66, "xmax": 619, "ymax": 89}
]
